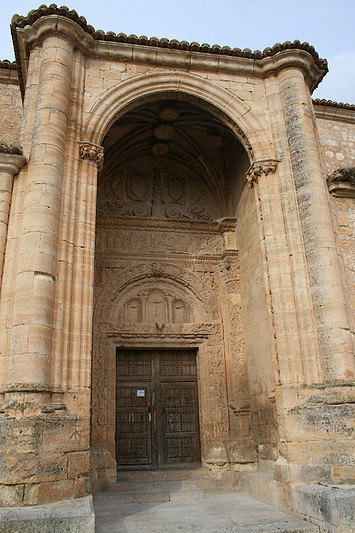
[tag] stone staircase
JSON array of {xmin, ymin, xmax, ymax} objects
[
  {"xmin": 93, "ymin": 469, "xmax": 320, "ymax": 532},
  {"xmin": 94, "ymin": 468, "xmax": 243, "ymax": 504}
]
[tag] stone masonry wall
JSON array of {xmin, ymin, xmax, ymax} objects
[
  {"xmin": 316, "ymin": 114, "xmax": 355, "ymax": 174},
  {"xmin": 0, "ymin": 68, "xmax": 22, "ymax": 147},
  {"xmin": 316, "ymin": 109, "xmax": 355, "ymax": 334}
]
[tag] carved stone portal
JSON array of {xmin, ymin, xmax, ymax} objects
[{"xmin": 91, "ymin": 99, "xmax": 254, "ymax": 485}]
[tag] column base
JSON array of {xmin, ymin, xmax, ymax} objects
[{"xmin": 0, "ymin": 496, "xmax": 95, "ymax": 533}]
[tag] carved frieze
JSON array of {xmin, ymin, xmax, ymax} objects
[
  {"xmin": 246, "ymin": 159, "xmax": 280, "ymax": 188},
  {"xmin": 79, "ymin": 142, "xmax": 104, "ymax": 170},
  {"xmin": 95, "ymin": 226, "xmax": 223, "ymax": 256}
]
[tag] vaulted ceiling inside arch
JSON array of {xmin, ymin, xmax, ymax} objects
[{"xmin": 97, "ymin": 99, "xmax": 249, "ymax": 222}]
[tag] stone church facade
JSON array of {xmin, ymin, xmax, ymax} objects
[{"xmin": 0, "ymin": 5, "xmax": 354, "ymax": 531}]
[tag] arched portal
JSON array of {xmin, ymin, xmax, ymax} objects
[{"xmin": 91, "ymin": 93, "xmax": 270, "ymax": 487}]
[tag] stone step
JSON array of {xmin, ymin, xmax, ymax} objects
[
  {"xmin": 116, "ymin": 467, "xmax": 211, "ymax": 481},
  {"xmin": 94, "ymin": 493, "xmax": 320, "ymax": 532},
  {"xmin": 94, "ymin": 486, "xmax": 244, "ymax": 504},
  {"xmin": 106, "ymin": 476, "xmax": 224, "ymax": 493}
]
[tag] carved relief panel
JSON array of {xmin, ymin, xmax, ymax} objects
[
  {"xmin": 97, "ymin": 160, "xmax": 219, "ymax": 221},
  {"xmin": 121, "ymin": 288, "xmax": 191, "ymax": 324}
]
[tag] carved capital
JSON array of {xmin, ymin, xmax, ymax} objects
[
  {"xmin": 0, "ymin": 143, "xmax": 26, "ymax": 175},
  {"xmin": 246, "ymin": 159, "xmax": 279, "ymax": 188},
  {"xmin": 79, "ymin": 142, "xmax": 104, "ymax": 170},
  {"xmin": 327, "ymin": 167, "xmax": 355, "ymax": 198}
]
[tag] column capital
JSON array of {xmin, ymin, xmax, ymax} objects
[
  {"xmin": 246, "ymin": 159, "xmax": 280, "ymax": 188},
  {"xmin": 79, "ymin": 142, "xmax": 104, "ymax": 171},
  {"xmin": 0, "ymin": 144, "xmax": 26, "ymax": 175}
]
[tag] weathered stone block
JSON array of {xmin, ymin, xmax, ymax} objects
[{"xmin": 0, "ymin": 496, "xmax": 94, "ymax": 532}]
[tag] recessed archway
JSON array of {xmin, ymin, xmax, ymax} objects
[{"xmin": 90, "ymin": 90, "xmax": 261, "ymax": 487}]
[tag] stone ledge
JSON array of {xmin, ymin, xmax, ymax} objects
[
  {"xmin": 239, "ymin": 470, "xmax": 355, "ymax": 533},
  {"xmin": 0, "ymin": 495, "xmax": 95, "ymax": 533},
  {"xmin": 327, "ymin": 167, "xmax": 355, "ymax": 198}
]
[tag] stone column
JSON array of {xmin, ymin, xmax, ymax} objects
[
  {"xmin": 6, "ymin": 32, "xmax": 75, "ymax": 392},
  {"xmin": 276, "ymin": 67, "xmax": 354, "ymax": 382},
  {"xmin": 0, "ymin": 146, "xmax": 25, "ymax": 283}
]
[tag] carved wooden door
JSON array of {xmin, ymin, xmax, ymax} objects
[{"xmin": 116, "ymin": 349, "xmax": 200, "ymax": 468}]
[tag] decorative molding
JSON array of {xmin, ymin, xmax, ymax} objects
[
  {"xmin": 0, "ymin": 144, "xmax": 26, "ymax": 175},
  {"xmin": 246, "ymin": 159, "xmax": 280, "ymax": 188},
  {"xmin": 79, "ymin": 142, "xmax": 104, "ymax": 170},
  {"xmin": 327, "ymin": 167, "xmax": 355, "ymax": 198}
]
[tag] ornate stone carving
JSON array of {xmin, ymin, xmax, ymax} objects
[
  {"xmin": 79, "ymin": 142, "xmax": 104, "ymax": 170},
  {"xmin": 94, "ymin": 262, "xmax": 220, "ymax": 323},
  {"xmin": 327, "ymin": 167, "xmax": 355, "ymax": 197},
  {"xmin": 0, "ymin": 142, "xmax": 23, "ymax": 155},
  {"xmin": 95, "ymin": 225, "xmax": 223, "ymax": 256},
  {"xmin": 246, "ymin": 159, "xmax": 280, "ymax": 188},
  {"xmin": 120, "ymin": 287, "xmax": 191, "ymax": 324},
  {"xmin": 98, "ymin": 168, "xmax": 214, "ymax": 221}
]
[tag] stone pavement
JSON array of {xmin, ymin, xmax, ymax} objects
[{"xmin": 94, "ymin": 493, "xmax": 319, "ymax": 532}]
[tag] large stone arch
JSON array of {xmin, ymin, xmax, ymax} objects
[
  {"xmin": 83, "ymin": 71, "xmax": 274, "ymax": 162},
  {"xmin": 90, "ymin": 72, "xmax": 260, "ymax": 483}
]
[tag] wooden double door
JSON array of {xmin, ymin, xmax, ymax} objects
[{"xmin": 116, "ymin": 349, "xmax": 201, "ymax": 468}]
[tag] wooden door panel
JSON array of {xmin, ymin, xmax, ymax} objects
[
  {"xmin": 116, "ymin": 382, "xmax": 152, "ymax": 465},
  {"xmin": 159, "ymin": 350, "xmax": 197, "ymax": 379},
  {"xmin": 160, "ymin": 381, "xmax": 200, "ymax": 464},
  {"xmin": 117, "ymin": 350, "xmax": 153, "ymax": 378}
]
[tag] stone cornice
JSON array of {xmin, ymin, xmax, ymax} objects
[
  {"xmin": 0, "ymin": 61, "xmax": 19, "ymax": 84},
  {"xmin": 11, "ymin": 5, "xmax": 328, "ymax": 98},
  {"xmin": 313, "ymin": 100, "xmax": 355, "ymax": 125},
  {"xmin": 0, "ymin": 144, "xmax": 26, "ymax": 175},
  {"xmin": 11, "ymin": 6, "xmax": 327, "ymax": 65},
  {"xmin": 11, "ymin": 13, "xmax": 95, "ymax": 99},
  {"xmin": 259, "ymin": 49, "xmax": 326, "ymax": 92},
  {"xmin": 327, "ymin": 168, "xmax": 355, "ymax": 198},
  {"xmin": 0, "ymin": 152, "xmax": 26, "ymax": 175},
  {"xmin": 246, "ymin": 159, "xmax": 280, "ymax": 188}
]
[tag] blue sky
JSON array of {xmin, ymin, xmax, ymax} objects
[{"xmin": 1, "ymin": 0, "xmax": 354, "ymax": 103}]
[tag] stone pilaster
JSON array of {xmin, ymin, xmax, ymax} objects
[
  {"xmin": 0, "ymin": 17, "xmax": 95, "ymax": 509},
  {"xmin": 276, "ymin": 67, "xmax": 354, "ymax": 382},
  {"xmin": 0, "ymin": 146, "xmax": 25, "ymax": 283},
  {"xmin": 6, "ymin": 32, "xmax": 75, "ymax": 393}
]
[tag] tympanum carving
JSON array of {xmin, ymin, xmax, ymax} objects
[{"xmin": 121, "ymin": 287, "xmax": 191, "ymax": 324}]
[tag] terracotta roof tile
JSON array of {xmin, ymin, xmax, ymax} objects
[{"xmin": 10, "ymin": 4, "xmax": 327, "ymax": 68}]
